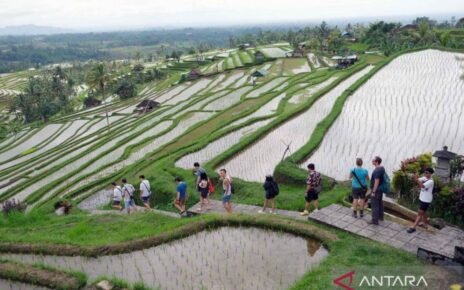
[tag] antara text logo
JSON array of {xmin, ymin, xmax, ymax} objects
[{"xmin": 333, "ymin": 271, "xmax": 428, "ymax": 289}]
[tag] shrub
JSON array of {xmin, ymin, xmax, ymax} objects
[
  {"xmin": 113, "ymin": 78, "xmax": 137, "ymax": 100},
  {"xmin": 430, "ymin": 186, "xmax": 464, "ymax": 227},
  {"xmin": 391, "ymin": 152, "xmax": 433, "ymax": 201},
  {"xmin": 1, "ymin": 199, "xmax": 26, "ymax": 215}
]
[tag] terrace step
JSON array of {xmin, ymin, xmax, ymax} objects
[{"xmin": 90, "ymin": 206, "xmax": 181, "ymax": 218}]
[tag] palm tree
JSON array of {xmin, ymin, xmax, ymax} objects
[{"xmin": 87, "ymin": 63, "xmax": 112, "ymax": 131}]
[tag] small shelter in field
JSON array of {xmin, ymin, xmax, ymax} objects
[
  {"xmin": 187, "ymin": 68, "xmax": 203, "ymax": 80},
  {"xmin": 433, "ymin": 146, "xmax": 458, "ymax": 182},
  {"xmin": 254, "ymin": 51, "xmax": 265, "ymax": 62},
  {"xmin": 133, "ymin": 99, "xmax": 160, "ymax": 114},
  {"xmin": 251, "ymin": 69, "xmax": 268, "ymax": 78},
  {"xmin": 238, "ymin": 43, "xmax": 252, "ymax": 50},
  {"xmin": 400, "ymin": 24, "xmax": 418, "ymax": 31},
  {"xmin": 290, "ymin": 47, "xmax": 305, "ymax": 58}
]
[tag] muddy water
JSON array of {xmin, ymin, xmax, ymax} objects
[
  {"xmin": 0, "ymin": 279, "xmax": 49, "ymax": 290},
  {"xmin": 1, "ymin": 227, "xmax": 328, "ymax": 290}
]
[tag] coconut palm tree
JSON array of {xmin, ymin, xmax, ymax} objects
[{"xmin": 86, "ymin": 63, "xmax": 112, "ymax": 131}]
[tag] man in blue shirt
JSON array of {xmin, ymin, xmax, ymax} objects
[
  {"xmin": 349, "ymin": 158, "xmax": 369, "ymax": 218},
  {"xmin": 174, "ymin": 176, "xmax": 188, "ymax": 215}
]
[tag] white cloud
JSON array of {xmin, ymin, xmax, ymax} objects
[{"xmin": 1, "ymin": 0, "xmax": 463, "ymax": 29}]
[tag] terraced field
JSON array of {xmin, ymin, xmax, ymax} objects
[
  {"xmin": 2, "ymin": 47, "xmax": 460, "ymax": 212},
  {"xmin": 303, "ymin": 49, "xmax": 464, "ymax": 180}
]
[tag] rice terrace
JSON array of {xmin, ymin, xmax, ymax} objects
[{"xmin": 0, "ymin": 1, "xmax": 464, "ymax": 289}]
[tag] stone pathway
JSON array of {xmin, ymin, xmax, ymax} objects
[
  {"xmin": 309, "ymin": 204, "xmax": 464, "ymax": 260},
  {"xmin": 188, "ymin": 199, "xmax": 307, "ymax": 220},
  {"xmin": 189, "ymin": 201, "xmax": 464, "ymax": 262}
]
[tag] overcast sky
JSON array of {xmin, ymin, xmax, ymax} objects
[{"xmin": 1, "ymin": 0, "xmax": 463, "ymax": 29}]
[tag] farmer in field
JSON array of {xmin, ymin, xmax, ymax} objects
[
  {"xmin": 350, "ymin": 158, "xmax": 369, "ymax": 218},
  {"xmin": 111, "ymin": 182, "xmax": 123, "ymax": 210},
  {"xmin": 300, "ymin": 163, "xmax": 321, "ymax": 216},
  {"xmin": 407, "ymin": 168, "xmax": 434, "ymax": 233},
  {"xmin": 174, "ymin": 176, "xmax": 188, "ymax": 215},
  {"xmin": 219, "ymin": 168, "xmax": 233, "ymax": 213},
  {"xmin": 196, "ymin": 172, "xmax": 211, "ymax": 212},
  {"xmin": 122, "ymin": 178, "xmax": 136, "ymax": 214},
  {"xmin": 139, "ymin": 175, "xmax": 151, "ymax": 209},
  {"xmin": 259, "ymin": 175, "xmax": 279, "ymax": 214},
  {"xmin": 369, "ymin": 156, "xmax": 385, "ymax": 225}
]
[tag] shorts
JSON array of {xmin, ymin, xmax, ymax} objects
[
  {"xmin": 419, "ymin": 201, "xmax": 430, "ymax": 212},
  {"xmin": 124, "ymin": 200, "xmax": 135, "ymax": 208},
  {"xmin": 200, "ymin": 190, "xmax": 209, "ymax": 199},
  {"xmin": 305, "ymin": 189, "xmax": 318, "ymax": 202},
  {"xmin": 112, "ymin": 200, "xmax": 121, "ymax": 206},
  {"xmin": 352, "ymin": 187, "xmax": 367, "ymax": 199},
  {"xmin": 222, "ymin": 194, "xmax": 232, "ymax": 203},
  {"xmin": 175, "ymin": 196, "xmax": 186, "ymax": 204},
  {"xmin": 142, "ymin": 196, "xmax": 150, "ymax": 203},
  {"xmin": 265, "ymin": 192, "xmax": 276, "ymax": 200}
]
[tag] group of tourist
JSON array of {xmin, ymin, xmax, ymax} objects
[
  {"xmin": 345, "ymin": 156, "xmax": 435, "ymax": 232},
  {"xmin": 111, "ymin": 175, "xmax": 151, "ymax": 214},
  {"xmin": 110, "ymin": 156, "xmax": 435, "ymax": 234},
  {"xmin": 110, "ymin": 162, "xmax": 234, "ymax": 216}
]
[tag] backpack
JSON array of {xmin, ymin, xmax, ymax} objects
[
  {"xmin": 272, "ymin": 181, "xmax": 279, "ymax": 196},
  {"xmin": 208, "ymin": 178, "xmax": 215, "ymax": 193},
  {"xmin": 378, "ymin": 172, "xmax": 391, "ymax": 194}
]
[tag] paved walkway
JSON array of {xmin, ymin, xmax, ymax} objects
[
  {"xmin": 309, "ymin": 204, "xmax": 463, "ymax": 260},
  {"xmin": 188, "ymin": 201, "xmax": 464, "ymax": 261},
  {"xmin": 188, "ymin": 200, "xmax": 306, "ymax": 220}
]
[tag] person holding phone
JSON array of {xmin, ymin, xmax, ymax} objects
[{"xmin": 407, "ymin": 168, "xmax": 434, "ymax": 233}]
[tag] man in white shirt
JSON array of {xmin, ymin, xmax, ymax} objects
[
  {"xmin": 407, "ymin": 168, "xmax": 434, "ymax": 233},
  {"xmin": 122, "ymin": 178, "xmax": 136, "ymax": 214},
  {"xmin": 139, "ymin": 175, "xmax": 151, "ymax": 209},
  {"xmin": 111, "ymin": 182, "xmax": 123, "ymax": 210}
]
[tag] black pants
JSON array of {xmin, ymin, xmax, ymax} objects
[{"xmin": 371, "ymin": 191, "xmax": 384, "ymax": 223}]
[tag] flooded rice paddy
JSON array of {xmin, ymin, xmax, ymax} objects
[{"xmin": 1, "ymin": 227, "xmax": 328, "ymax": 290}]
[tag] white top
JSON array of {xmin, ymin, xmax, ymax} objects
[
  {"xmin": 113, "ymin": 186, "xmax": 123, "ymax": 201},
  {"xmin": 123, "ymin": 184, "xmax": 135, "ymax": 201},
  {"xmin": 419, "ymin": 177, "xmax": 434, "ymax": 203},
  {"xmin": 222, "ymin": 176, "xmax": 232, "ymax": 196},
  {"xmin": 140, "ymin": 180, "xmax": 151, "ymax": 197}
]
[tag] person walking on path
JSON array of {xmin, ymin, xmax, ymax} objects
[
  {"xmin": 259, "ymin": 175, "xmax": 279, "ymax": 214},
  {"xmin": 219, "ymin": 169, "xmax": 233, "ymax": 213},
  {"xmin": 350, "ymin": 158, "xmax": 370, "ymax": 218},
  {"xmin": 111, "ymin": 182, "xmax": 123, "ymax": 210},
  {"xmin": 193, "ymin": 162, "xmax": 206, "ymax": 186},
  {"xmin": 369, "ymin": 156, "xmax": 385, "ymax": 225},
  {"xmin": 174, "ymin": 177, "xmax": 188, "ymax": 215},
  {"xmin": 196, "ymin": 172, "xmax": 211, "ymax": 212},
  {"xmin": 122, "ymin": 178, "xmax": 136, "ymax": 214},
  {"xmin": 407, "ymin": 168, "xmax": 435, "ymax": 233},
  {"xmin": 300, "ymin": 163, "xmax": 321, "ymax": 216},
  {"xmin": 139, "ymin": 175, "xmax": 151, "ymax": 209}
]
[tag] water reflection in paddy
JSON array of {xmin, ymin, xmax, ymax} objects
[{"xmin": 1, "ymin": 227, "xmax": 328, "ymax": 290}]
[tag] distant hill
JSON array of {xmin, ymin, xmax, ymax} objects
[{"xmin": 0, "ymin": 25, "xmax": 72, "ymax": 36}]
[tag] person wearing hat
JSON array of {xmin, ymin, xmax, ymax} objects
[{"xmin": 407, "ymin": 168, "xmax": 435, "ymax": 233}]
